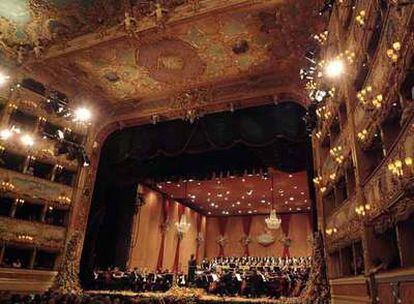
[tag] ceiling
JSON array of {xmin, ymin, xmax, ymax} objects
[
  {"xmin": 156, "ymin": 170, "xmax": 310, "ymax": 216},
  {"xmin": 0, "ymin": 0, "xmax": 325, "ymax": 118}
]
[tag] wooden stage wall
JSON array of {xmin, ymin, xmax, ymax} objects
[{"xmin": 128, "ymin": 187, "xmax": 312, "ymax": 272}]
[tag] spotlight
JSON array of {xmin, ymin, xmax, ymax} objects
[
  {"xmin": 21, "ymin": 134, "xmax": 34, "ymax": 146},
  {"xmin": 73, "ymin": 107, "xmax": 92, "ymax": 122},
  {"xmin": 0, "ymin": 129, "xmax": 12, "ymax": 140},
  {"xmin": 324, "ymin": 59, "xmax": 345, "ymax": 78},
  {"xmin": 0, "ymin": 72, "xmax": 10, "ymax": 86}
]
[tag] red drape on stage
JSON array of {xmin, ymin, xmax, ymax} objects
[
  {"xmin": 218, "ymin": 217, "xmax": 228, "ymax": 256},
  {"xmin": 241, "ymin": 216, "xmax": 253, "ymax": 256},
  {"xmin": 195, "ymin": 213, "xmax": 202, "ymax": 262},
  {"xmin": 156, "ymin": 198, "xmax": 170, "ymax": 270},
  {"xmin": 173, "ymin": 204, "xmax": 186, "ymax": 272},
  {"xmin": 281, "ymin": 214, "xmax": 292, "ymax": 258}
]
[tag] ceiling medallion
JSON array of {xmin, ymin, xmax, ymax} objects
[{"xmin": 170, "ymin": 87, "xmax": 212, "ymax": 123}]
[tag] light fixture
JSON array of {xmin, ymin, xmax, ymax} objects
[
  {"xmin": 0, "ymin": 129, "xmax": 12, "ymax": 140},
  {"xmin": 265, "ymin": 175, "xmax": 282, "ymax": 230},
  {"xmin": 21, "ymin": 134, "xmax": 34, "ymax": 147},
  {"xmin": 73, "ymin": 107, "xmax": 92, "ymax": 122},
  {"xmin": 324, "ymin": 59, "xmax": 345, "ymax": 78},
  {"xmin": 175, "ymin": 214, "xmax": 191, "ymax": 235},
  {"xmin": 0, "ymin": 72, "xmax": 10, "ymax": 86}
]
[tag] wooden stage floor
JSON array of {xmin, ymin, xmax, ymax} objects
[{"xmin": 86, "ymin": 289, "xmax": 304, "ymax": 303}]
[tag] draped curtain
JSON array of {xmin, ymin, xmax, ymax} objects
[
  {"xmin": 241, "ymin": 216, "xmax": 253, "ymax": 256},
  {"xmin": 195, "ymin": 213, "xmax": 203, "ymax": 262},
  {"xmin": 281, "ymin": 214, "xmax": 292, "ymax": 258},
  {"xmin": 218, "ymin": 217, "xmax": 228, "ymax": 256},
  {"xmin": 172, "ymin": 204, "xmax": 186, "ymax": 272},
  {"xmin": 102, "ymin": 103, "xmax": 307, "ymax": 181},
  {"xmin": 156, "ymin": 197, "xmax": 170, "ymax": 270}
]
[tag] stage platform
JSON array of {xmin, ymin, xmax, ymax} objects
[{"xmin": 86, "ymin": 289, "xmax": 304, "ymax": 303}]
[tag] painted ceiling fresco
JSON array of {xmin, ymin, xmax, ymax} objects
[
  {"xmin": 26, "ymin": 0, "xmax": 321, "ymax": 105},
  {"xmin": 0, "ymin": 0, "xmax": 184, "ymax": 45},
  {"xmin": 0, "ymin": 0, "xmax": 185, "ymax": 65}
]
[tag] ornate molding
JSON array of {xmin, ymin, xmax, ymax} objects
[
  {"xmin": 0, "ymin": 168, "xmax": 73, "ymax": 207},
  {"xmin": 0, "ymin": 216, "xmax": 65, "ymax": 250}
]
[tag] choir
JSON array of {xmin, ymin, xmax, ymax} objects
[{"xmin": 90, "ymin": 256, "xmax": 311, "ymax": 299}]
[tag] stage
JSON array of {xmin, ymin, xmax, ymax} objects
[{"xmin": 86, "ymin": 288, "xmax": 305, "ymax": 304}]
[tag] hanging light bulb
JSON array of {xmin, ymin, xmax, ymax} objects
[
  {"xmin": 0, "ymin": 129, "xmax": 12, "ymax": 140},
  {"xmin": 73, "ymin": 107, "xmax": 92, "ymax": 122},
  {"xmin": 324, "ymin": 59, "xmax": 345, "ymax": 78},
  {"xmin": 0, "ymin": 72, "xmax": 10, "ymax": 86},
  {"xmin": 21, "ymin": 134, "xmax": 34, "ymax": 147}
]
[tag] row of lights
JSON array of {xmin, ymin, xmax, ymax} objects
[{"xmin": 0, "ymin": 71, "xmax": 93, "ymax": 123}]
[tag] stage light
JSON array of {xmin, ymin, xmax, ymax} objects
[
  {"xmin": 0, "ymin": 129, "xmax": 12, "ymax": 140},
  {"xmin": 0, "ymin": 72, "xmax": 10, "ymax": 86},
  {"xmin": 21, "ymin": 134, "xmax": 34, "ymax": 146},
  {"xmin": 324, "ymin": 59, "xmax": 345, "ymax": 78},
  {"xmin": 74, "ymin": 107, "xmax": 92, "ymax": 122}
]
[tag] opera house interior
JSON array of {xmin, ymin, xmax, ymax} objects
[{"xmin": 0, "ymin": 0, "xmax": 412, "ymax": 303}]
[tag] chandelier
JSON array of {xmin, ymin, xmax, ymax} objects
[
  {"xmin": 265, "ymin": 209, "xmax": 281, "ymax": 230},
  {"xmin": 265, "ymin": 174, "xmax": 281, "ymax": 230},
  {"xmin": 175, "ymin": 214, "xmax": 191, "ymax": 235}
]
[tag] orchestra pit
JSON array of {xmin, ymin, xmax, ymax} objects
[{"xmin": 0, "ymin": 1, "xmax": 413, "ymax": 303}]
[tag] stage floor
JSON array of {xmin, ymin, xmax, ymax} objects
[{"xmin": 86, "ymin": 289, "xmax": 303, "ymax": 303}]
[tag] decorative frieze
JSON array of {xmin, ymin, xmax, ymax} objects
[
  {"xmin": 0, "ymin": 217, "xmax": 65, "ymax": 250},
  {"xmin": 0, "ymin": 168, "xmax": 73, "ymax": 206}
]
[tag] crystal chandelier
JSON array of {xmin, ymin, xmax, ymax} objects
[
  {"xmin": 175, "ymin": 214, "xmax": 191, "ymax": 234},
  {"xmin": 265, "ymin": 209, "xmax": 281, "ymax": 230},
  {"xmin": 265, "ymin": 174, "xmax": 281, "ymax": 230}
]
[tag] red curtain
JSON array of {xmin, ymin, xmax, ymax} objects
[
  {"xmin": 172, "ymin": 204, "xmax": 186, "ymax": 272},
  {"xmin": 218, "ymin": 217, "xmax": 228, "ymax": 256},
  {"xmin": 195, "ymin": 213, "xmax": 203, "ymax": 262},
  {"xmin": 241, "ymin": 216, "xmax": 253, "ymax": 256},
  {"xmin": 280, "ymin": 214, "xmax": 291, "ymax": 258},
  {"xmin": 156, "ymin": 198, "xmax": 170, "ymax": 270}
]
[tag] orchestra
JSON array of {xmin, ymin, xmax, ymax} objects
[{"xmin": 90, "ymin": 256, "xmax": 311, "ymax": 299}]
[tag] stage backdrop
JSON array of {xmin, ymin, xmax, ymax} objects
[
  {"xmin": 204, "ymin": 214, "xmax": 312, "ymax": 258},
  {"xmin": 128, "ymin": 187, "xmax": 207, "ymax": 273},
  {"xmin": 129, "ymin": 187, "xmax": 312, "ymax": 272}
]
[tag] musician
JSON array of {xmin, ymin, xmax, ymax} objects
[{"xmin": 188, "ymin": 254, "xmax": 197, "ymax": 285}]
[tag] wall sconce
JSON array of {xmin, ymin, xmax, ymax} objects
[
  {"xmin": 355, "ymin": 204, "xmax": 371, "ymax": 216},
  {"xmin": 388, "ymin": 157, "xmax": 413, "ymax": 177},
  {"xmin": 355, "ymin": 10, "xmax": 366, "ymax": 26},
  {"xmin": 325, "ymin": 227, "xmax": 338, "ymax": 236},
  {"xmin": 330, "ymin": 146, "xmax": 345, "ymax": 164},
  {"xmin": 357, "ymin": 129, "xmax": 368, "ymax": 141},
  {"xmin": 357, "ymin": 85, "xmax": 373, "ymax": 104},
  {"xmin": 386, "ymin": 42, "xmax": 401, "ymax": 63}
]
